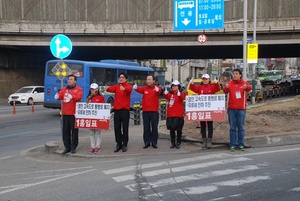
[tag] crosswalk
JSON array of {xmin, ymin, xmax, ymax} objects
[{"xmin": 102, "ymin": 152, "xmax": 299, "ymax": 201}]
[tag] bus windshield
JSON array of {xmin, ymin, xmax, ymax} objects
[{"xmin": 43, "ymin": 59, "xmax": 154, "ymax": 109}]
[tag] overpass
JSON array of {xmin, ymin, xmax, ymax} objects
[
  {"xmin": 1, "ymin": 0, "xmax": 300, "ymax": 97},
  {"xmin": 1, "ymin": 18, "xmax": 300, "ymax": 60}
]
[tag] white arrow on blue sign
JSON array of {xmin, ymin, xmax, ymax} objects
[
  {"xmin": 174, "ymin": 0, "xmax": 224, "ymax": 31},
  {"xmin": 50, "ymin": 34, "xmax": 72, "ymax": 59}
]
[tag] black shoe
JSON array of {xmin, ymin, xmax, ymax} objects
[
  {"xmin": 176, "ymin": 143, "xmax": 181, "ymax": 149},
  {"xmin": 122, "ymin": 145, "xmax": 128, "ymax": 152},
  {"xmin": 114, "ymin": 144, "xmax": 121, "ymax": 153},
  {"xmin": 170, "ymin": 144, "xmax": 175, "ymax": 149},
  {"xmin": 143, "ymin": 144, "xmax": 150, "ymax": 149},
  {"xmin": 71, "ymin": 149, "xmax": 76, "ymax": 154},
  {"xmin": 152, "ymin": 145, "xmax": 158, "ymax": 149},
  {"xmin": 62, "ymin": 149, "xmax": 71, "ymax": 154}
]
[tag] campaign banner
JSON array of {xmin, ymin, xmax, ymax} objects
[
  {"xmin": 185, "ymin": 94, "xmax": 226, "ymax": 121},
  {"xmin": 75, "ymin": 102, "xmax": 111, "ymax": 129}
]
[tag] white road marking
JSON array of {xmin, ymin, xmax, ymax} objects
[
  {"xmin": 0, "ymin": 166, "xmax": 94, "ymax": 177},
  {"xmin": 143, "ymin": 176, "xmax": 270, "ymax": 199},
  {"xmin": 125, "ymin": 165, "xmax": 260, "ymax": 191},
  {"xmin": 0, "ymin": 169, "xmax": 96, "ymax": 195},
  {"xmin": 289, "ymin": 187, "xmax": 300, "ymax": 192},
  {"xmin": 0, "ymin": 156, "xmax": 15, "ymax": 160},
  {"xmin": 208, "ymin": 194, "xmax": 242, "ymax": 201},
  {"xmin": 103, "ymin": 153, "xmax": 231, "ymax": 175},
  {"xmin": 241, "ymin": 147, "xmax": 300, "ymax": 157},
  {"xmin": 112, "ymin": 157, "xmax": 251, "ymax": 182}
]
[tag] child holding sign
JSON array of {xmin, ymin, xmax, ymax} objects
[{"xmin": 86, "ymin": 83, "xmax": 105, "ymax": 154}]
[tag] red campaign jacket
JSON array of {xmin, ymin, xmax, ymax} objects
[
  {"xmin": 57, "ymin": 85, "xmax": 83, "ymax": 115},
  {"xmin": 223, "ymin": 79, "xmax": 252, "ymax": 110},
  {"xmin": 163, "ymin": 90, "xmax": 186, "ymax": 118},
  {"xmin": 106, "ymin": 82, "xmax": 132, "ymax": 110},
  {"xmin": 90, "ymin": 94, "xmax": 105, "ymax": 103},
  {"xmin": 189, "ymin": 82, "xmax": 220, "ymax": 95},
  {"xmin": 135, "ymin": 85, "xmax": 162, "ymax": 112}
]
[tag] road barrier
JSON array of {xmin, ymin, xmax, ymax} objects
[
  {"xmin": 31, "ymin": 99, "xmax": 35, "ymax": 113},
  {"xmin": 13, "ymin": 101, "xmax": 16, "ymax": 115}
]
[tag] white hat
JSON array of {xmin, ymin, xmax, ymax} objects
[
  {"xmin": 90, "ymin": 83, "xmax": 98, "ymax": 89},
  {"xmin": 171, "ymin": 80, "xmax": 180, "ymax": 85},
  {"xmin": 202, "ymin": 74, "xmax": 210, "ymax": 79}
]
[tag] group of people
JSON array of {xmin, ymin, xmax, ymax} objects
[{"xmin": 55, "ymin": 68, "xmax": 252, "ymax": 155}]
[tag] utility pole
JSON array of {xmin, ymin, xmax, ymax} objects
[
  {"xmin": 242, "ymin": 0, "xmax": 248, "ymax": 80},
  {"xmin": 178, "ymin": 60, "xmax": 182, "ymax": 83},
  {"xmin": 251, "ymin": 0, "xmax": 257, "ymax": 105}
]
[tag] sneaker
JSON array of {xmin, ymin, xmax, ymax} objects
[
  {"xmin": 230, "ymin": 146, "xmax": 235, "ymax": 152},
  {"xmin": 239, "ymin": 146, "xmax": 245, "ymax": 151},
  {"xmin": 94, "ymin": 147, "xmax": 100, "ymax": 154},
  {"xmin": 89, "ymin": 148, "xmax": 94, "ymax": 154}
]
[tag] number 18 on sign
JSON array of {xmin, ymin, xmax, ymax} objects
[{"xmin": 185, "ymin": 94, "xmax": 226, "ymax": 121}]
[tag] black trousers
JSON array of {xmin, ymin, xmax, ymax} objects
[
  {"xmin": 62, "ymin": 115, "xmax": 78, "ymax": 150},
  {"xmin": 200, "ymin": 121, "xmax": 213, "ymax": 138},
  {"xmin": 114, "ymin": 109, "xmax": 130, "ymax": 146},
  {"xmin": 170, "ymin": 129, "xmax": 182, "ymax": 145},
  {"xmin": 142, "ymin": 111, "xmax": 159, "ymax": 146}
]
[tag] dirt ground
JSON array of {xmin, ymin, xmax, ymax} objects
[{"xmin": 159, "ymin": 96, "xmax": 300, "ymax": 142}]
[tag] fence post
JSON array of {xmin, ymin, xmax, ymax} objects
[
  {"xmin": 13, "ymin": 101, "xmax": 16, "ymax": 115},
  {"xmin": 31, "ymin": 99, "xmax": 35, "ymax": 113},
  {"xmin": 160, "ymin": 99, "xmax": 167, "ymax": 120},
  {"xmin": 133, "ymin": 102, "xmax": 141, "ymax": 125}
]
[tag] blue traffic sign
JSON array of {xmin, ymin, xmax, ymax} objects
[
  {"xmin": 50, "ymin": 34, "xmax": 72, "ymax": 59},
  {"xmin": 174, "ymin": 0, "xmax": 224, "ymax": 31}
]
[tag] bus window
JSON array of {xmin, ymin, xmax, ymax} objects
[
  {"xmin": 127, "ymin": 70, "xmax": 151, "ymax": 85},
  {"xmin": 90, "ymin": 67, "xmax": 117, "ymax": 86}
]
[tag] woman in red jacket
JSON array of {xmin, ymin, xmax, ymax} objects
[
  {"xmin": 189, "ymin": 74, "xmax": 220, "ymax": 149},
  {"xmin": 86, "ymin": 83, "xmax": 105, "ymax": 154},
  {"xmin": 163, "ymin": 80, "xmax": 186, "ymax": 149}
]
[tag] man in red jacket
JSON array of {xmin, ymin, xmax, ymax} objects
[
  {"xmin": 223, "ymin": 69, "xmax": 252, "ymax": 152},
  {"xmin": 133, "ymin": 75, "xmax": 162, "ymax": 149},
  {"xmin": 104, "ymin": 73, "xmax": 132, "ymax": 153},
  {"xmin": 55, "ymin": 75, "xmax": 83, "ymax": 154}
]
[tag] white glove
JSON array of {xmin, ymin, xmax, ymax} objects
[
  {"xmin": 214, "ymin": 78, "xmax": 218, "ymax": 83},
  {"xmin": 164, "ymin": 89, "xmax": 168, "ymax": 95},
  {"xmin": 133, "ymin": 83, "xmax": 137, "ymax": 90},
  {"xmin": 189, "ymin": 78, "xmax": 194, "ymax": 84},
  {"xmin": 154, "ymin": 86, "xmax": 159, "ymax": 92},
  {"xmin": 65, "ymin": 98, "xmax": 71, "ymax": 103},
  {"xmin": 177, "ymin": 90, "xmax": 181, "ymax": 96},
  {"xmin": 54, "ymin": 93, "xmax": 59, "ymax": 100},
  {"xmin": 67, "ymin": 93, "xmax": 72, "ymax": 99}
]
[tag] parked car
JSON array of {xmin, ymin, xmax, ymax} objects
[
  {"xmin": 8, "ymin": 86, "xmax": 44, "ymax": 106},
  {"xmin": 290, "ymin": 73, "xmax": 298, "ymax": 79}
]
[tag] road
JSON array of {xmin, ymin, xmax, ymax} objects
[{"xmin": 0, "ymin": 103, "xmax": 300, "ymax": 201}]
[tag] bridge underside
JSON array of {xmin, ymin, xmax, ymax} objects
[{"xmin": 1, "ymin": 43, "xmax": 300, "ymax": 61}]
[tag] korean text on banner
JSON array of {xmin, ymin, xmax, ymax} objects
[
  {"xmin": 185, "ymin": 94, "xmax": 226, "ymax": 121},
  {"xmin": 75, "ymin": 102, "xmax": 111, "ymax": 130}
]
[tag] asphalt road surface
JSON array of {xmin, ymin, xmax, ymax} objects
[{"xmin": 0, "ymin": 104, "xmax": 300, "ymax": 201}]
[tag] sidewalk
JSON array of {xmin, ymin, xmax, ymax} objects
[
  {"xmin": 45, "ymin": 124, "xmax": 201, "ymax": 158},
  {"xmin": 45, "ymin": 122, "xmax": 300, "ymax": 158}
]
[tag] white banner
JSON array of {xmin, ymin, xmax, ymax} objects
[{"xmin": 185, "ymin": 94, "xmax": 226, "ymax": 111}]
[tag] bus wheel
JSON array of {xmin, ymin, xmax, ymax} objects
[{"xmin": 27, "ymin": 98, "xmax": 33, "ymax": 105}]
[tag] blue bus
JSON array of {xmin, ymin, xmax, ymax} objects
[{"xmin": 43, "ymin": 59, "xmax": 154, "ymax": 109}]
